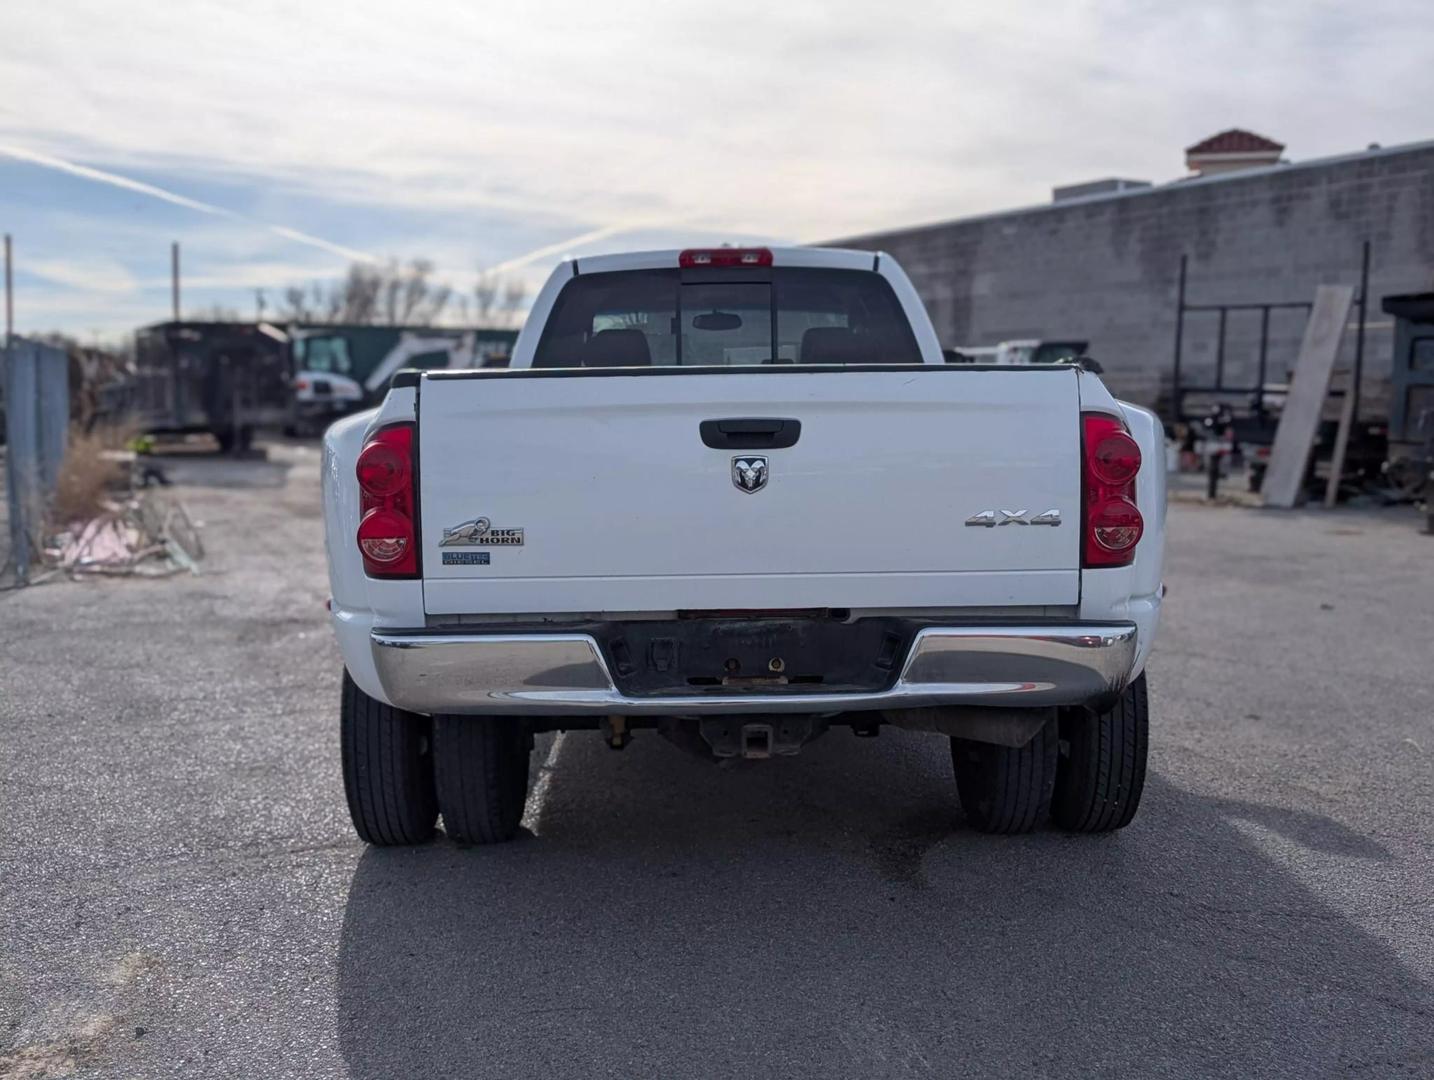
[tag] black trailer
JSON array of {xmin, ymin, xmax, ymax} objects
[
  {"xmin": 1381, "ymin": 293, "xmax": 1434, "ymax": 529},
  {"xmin": 1383, "ymin": 293, "xmax": 1434, "ymax": 453},
  {"xmin": 121, "ymin": 321, "xmax": 292, "ymax": 451}
]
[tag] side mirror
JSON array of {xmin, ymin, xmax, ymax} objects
[{"xmin": 1064, "ymin": 354, "xmax": 1104, "ymax": 374}]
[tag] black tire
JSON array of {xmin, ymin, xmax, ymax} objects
[
  {"xmin": 1053, "ymin": 672, "xmax": 1149, "ymax": 833},
  {"xmin": 950, "ymin": 718, "xmax": 1058, "ymax": 834},
  {"xmin": 340, "ymin": 670, "xmax": 437, "ymax": 845},
  {"xmin": 433, "ymin": 716, "xmax": 531, "ymax": 844}
]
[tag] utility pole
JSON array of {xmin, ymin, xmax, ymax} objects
[
  {"xmin": 171, "ymin": 241, "xmax": 181, "ymax": 322},
  {"xmin": 4, "ymin": 233, "xmax": 12, "ymax": 346}
]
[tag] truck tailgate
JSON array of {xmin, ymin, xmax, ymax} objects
[{"xmin": 418, "ymin": 369, "xmax": 1081, "ymax": 615}]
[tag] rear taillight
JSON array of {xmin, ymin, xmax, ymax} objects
[
  {"xmin": 1082, "ymin": 413, "xmax": 1144, "ymax": 568},
  {"xmin": 355, "ymin": 422, "xmax": 418, "ymax": 577},
  {"xmin": 679, "ymin": 247, "xmax": 773, "ymax": 268}
]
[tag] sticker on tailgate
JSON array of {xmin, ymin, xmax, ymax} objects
[{"xmin": 442, "ymin": 552, "xmax": 491, "ymax": 565}]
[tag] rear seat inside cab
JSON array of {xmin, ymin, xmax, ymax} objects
[
  {"xmin": 798, "ymin": 327, "xmax": 864, "ymax": 364},
  {"xmin": 583, "ymin": 328, "xmax": 651, "ymax": 367}
]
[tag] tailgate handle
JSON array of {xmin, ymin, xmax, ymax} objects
[{"xmin": 700, "ymin": 418, "xmax": 801, "ymax": 450}]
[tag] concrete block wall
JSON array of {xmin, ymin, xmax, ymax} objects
[{"xmin": 836, "ymin": 141, "xmax": 1434, "ymax": 418}]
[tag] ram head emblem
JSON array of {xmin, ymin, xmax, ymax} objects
[{"xmin": 731, "ymin": 457, "xmax": 769, "ymax": 493}]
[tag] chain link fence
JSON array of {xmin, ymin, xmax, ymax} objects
[{"xmin": 2, "ymin": 338, "xmax": 71, "ymax": 585}]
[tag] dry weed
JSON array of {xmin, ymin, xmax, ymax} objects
[{"xmin": 51, "ymin": 421, "xmax": 140, "ymax": 525}]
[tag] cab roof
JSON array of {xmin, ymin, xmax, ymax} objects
[{"xmin": 570, "ymin": 246, "xmax": 882, "ymax": 275}]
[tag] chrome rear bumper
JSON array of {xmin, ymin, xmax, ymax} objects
[{"xmin": 369, "ymin": 623, "xmax": 1138, "ymax": 715}]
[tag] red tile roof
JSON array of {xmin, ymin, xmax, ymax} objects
[{"xmin": 1186, "ymin": 129, "xmax": 1285, "ymax": 155}]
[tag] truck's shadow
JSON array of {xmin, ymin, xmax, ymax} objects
[{"xmin": 335, "ymin": 730, "xmax": 1426, "ymax": 1078}]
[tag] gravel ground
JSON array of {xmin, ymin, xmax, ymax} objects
[{"xmin": 2, "ymin": 442, "xmax": 1431, "ymax": 1079}]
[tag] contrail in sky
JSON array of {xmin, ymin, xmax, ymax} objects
[
  {"xmin": 488, "ymin": 211, "xmax": 781, "ymax": 278},
  {"xmin": 0, "ymin": 143, "xmax": 378, "ymax": 264},
  {"xmin": 265, "ymin": 224, "xmax": 377, "ymax": 264},
  {"xmin": 2, "ymin": 143, "xmax": 719, "ymax": 288},
  {"xmin": 488, "ymin": 220, "xmax": 667, "ymax": 275}
]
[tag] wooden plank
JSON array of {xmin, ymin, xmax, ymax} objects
[
  {"xmin": 1323, "ymin": 379, "xmax": 1358, "ymax": 508},
  {"xmin": 1262, "ymin": 285, "xmax": 1356, "ymax": 508}
]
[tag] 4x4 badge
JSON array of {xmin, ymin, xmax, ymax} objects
[
  {"xmin": 731, "ymin": 456, "xmax": 769, "ymax": 493},
  {"xmin": 965, "ymin": 509, "xmax": 1061, "ymax": 527}
]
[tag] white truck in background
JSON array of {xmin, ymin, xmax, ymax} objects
[
  {"xmin": 945, "ymin": 338, "xmax": 1090, "ymax": 366},
  {"xmin": 289, "ymin": 325, "xmax": 515, "ymax": 434},
  {"xmin": 323, "ymin": 246, "xmax": 1165, "ymax": 847}
]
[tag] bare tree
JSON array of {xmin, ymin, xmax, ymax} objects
[
  {"xmin": 311, "ymin": 281, "xmax": 339, "ymax": 323},
  {"xmin": 402, "ymin": 259, "xmax": 450, "ymax": 324},
  {"xmin": 276, "ymin": 259, "xmax": 447, "ymax": 326},
  {"xmin": 379, "ymin": 267, "xmax": 402, "ymax": 325},
  {"xmin": 278, "ymin": 259, "xmax": 510, "ymax": 326},
  {"xmin": 189, "ymin": 302, "xmax": 245, "ymax": 321},
  {"xmin": 500, "ymin": 278, "xmax": 528, "ymax": 328},
  {"xmin": 337, "ymin": 263, "xmax": 382, "ymax": 324},
  {"xmin": 279, "ymin": 285, "xmax": 312, "ymax": 322},
  {"xmin": 473, "ymin": 270, "xmax": 499, "ymax": 324},
  {"xmin": 400, "ymin": 259, "xmax": 430, "ymax": 322}
]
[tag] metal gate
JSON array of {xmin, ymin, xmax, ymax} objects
[
  {"xmin": 1170, "ymin": 241, "xmax": 1371, "ymax": 428},
  {"xmin": 3, "ymin": 338, "xmax": 71, "ymax": 584}
]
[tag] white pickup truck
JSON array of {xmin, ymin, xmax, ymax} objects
[{"xmin": 323, "ymin": 246, "xmax": 1165, "ymax": 846}]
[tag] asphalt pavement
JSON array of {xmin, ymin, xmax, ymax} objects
[{"xmin": 2, "ymin": 442, "xmax": 1431, "ymax": 1079}]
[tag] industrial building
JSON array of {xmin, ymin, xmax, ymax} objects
[{"xmin": 836, "ymin": 131, "xmax": 1434, "ymax": 420}]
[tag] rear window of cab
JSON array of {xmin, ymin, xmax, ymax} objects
[{"xmin": 532, "ymin": 267, "xmax": 922, "ymax": 368}]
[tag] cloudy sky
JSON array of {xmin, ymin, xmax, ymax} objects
[{"xmin": 3, "ymin": 0, "xmax": 1431, "ymax": 337}]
